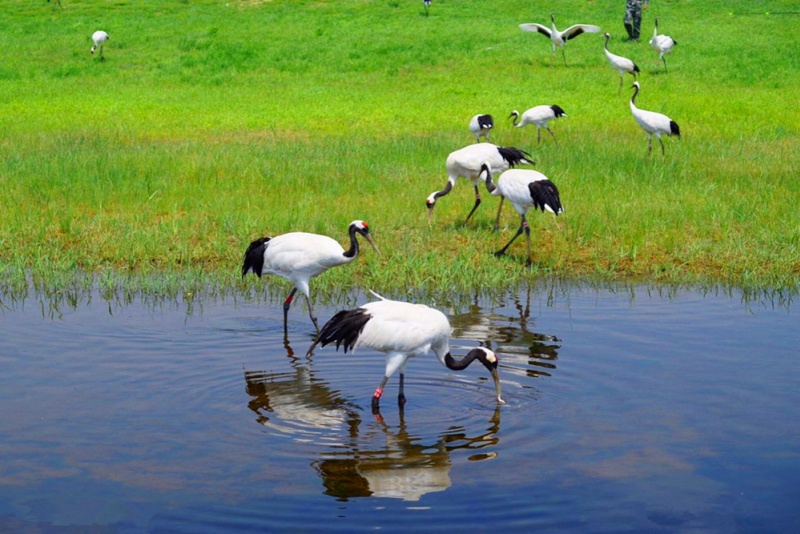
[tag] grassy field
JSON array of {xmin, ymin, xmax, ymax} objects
[{"xmin": 0, "ymin": 0, "xmax": 798, "ymax": 301}]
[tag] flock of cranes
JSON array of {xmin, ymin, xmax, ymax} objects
[{"xmin": 231, "ymin": 10, "xmax": 681, "ymax": 411}]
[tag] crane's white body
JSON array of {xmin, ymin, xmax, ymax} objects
[
  {"xmin": 629, "ymin": 82, "xmax": 680, "ymax": 154},
  {"xmin": 468, "ymin": 114, "xmax": 494, "ymax": 142},
  {"xmin": 509, "ymin": 105, "xmax": 566, "ymax": 144},
  {"xmin": 519, "ymin": 13, "xmax": 600, "ymax": 63},
  {"xmin": 649, "ymin": 18, "xmax": 676, "ymax": 70},
  {"xmin": 426, "ymin": 143, "xmax": 533, "ymax": 224},
  {"xmin": 91, "ymin": 31, "xmax": 109, "ymax": 57},
  {"xmin": 242, "ymin": 221, "xmax": 377, "ymax": 333},
  {"xmin": 257, "ymin": 232, "xmax": 354, "ymax": 297},
  {"xmin": 307, "ymin": 295, "xmax": 504, "ymax": 408},
  {"xmin": 487, "ymin": 169, "xmax": 563, "ymax": 264},
  {"xmin": 603, "ymin": 33, "xmax": 639, "ymax": 90}
]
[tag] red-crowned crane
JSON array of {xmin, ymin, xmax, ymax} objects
[
  {"xmin": 649, "ymin": 17, "xmax": 677, "ymax": 72},
  {"xmin": 242, "ymin": 221, "xmax": 379, "ymax": 335},
  {"xmin": 306, "ymin": 293, "xmax": 505, "ymax": 411},
  {"xmin": 519, "ymin": 13, "xmax": 600, "ymax": 64},
  {"xmin": 469, "ymin": 114, "xmax": 494, "ymax": 143},
  {"xmin": 629, "ymin": 81, "xmax": 681, "ymax": 155},
  {"xmin": 509, "ymin": 105, "xmax": 566, "ymax": 145},
  {"xmin": 91, "ymin": 31, "xmax": 109, "ymax": 60},
  {"xmin": 485, "ymin": 168, "xmax": 563, "ymax": 265},
  {"xmin": 426, "ymin": 142, "xmax": 533, "ymax": 226},
  {"xmin": 603, "ymin": 32, "xmax": 639, "ymax": 92}
]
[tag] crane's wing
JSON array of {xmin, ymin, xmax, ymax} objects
[
  {"xmin": 519, "ymin": 23, "xmax": 551, "ymax": 38},
  {"xmin": 561, "ymin": 24, "xmax": 601, "ymax": 41}
]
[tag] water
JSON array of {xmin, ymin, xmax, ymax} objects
[{"xmin": 1, "ymin": 284, "xmax": 798, "ymax": 532}]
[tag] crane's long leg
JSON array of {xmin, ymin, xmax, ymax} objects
[
  {"xmin": 494, "ymin": 196, "xmax": 505, "ymax": 232},
  {"xmin": 647, "ymin": 134, "xmax": 654, "ymax": 153},
  {"xmin": 305, "ymin": 294, "xmax": 320, "ymax": 333},
  {"xmin": 662, "ymin": 55, "xmax": 668, "ymax": 73},
  {"xmin": 561, "ymin": 47, "xmax": 567, "ymax": 66},
  {"xmin": 658, "ymin": 136, "xmax": 666, "ymax": 155},
  {"xmin": 398, "ymin": 373, "xmax": 406, "ymax": 407},
  {"xmin": 282, "ymin": 288, "xmax": 298, "ymax": 335},
  {"xmin": 523, "ymin": 219, "xmax": 533, "ymax": 265},
  {"xmin": 537, "ymin": 127, "xmax": 542, "ymax": 145},
  {"xmin": 464, "ymin": 185, "xmax": 482, "ymax": 223},
  {"xmin": 372, "ymin": 376, "xmax": 390, "ymax": 412},
  {"xmin": 495, "ymin": 217, "xmax": 528, "ymax": 257},
  {"xmin": 547, "ymin": 127, "xmax": 558, "ymax": 145}
]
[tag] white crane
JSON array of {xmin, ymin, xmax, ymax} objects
[
  {"xmin": 509, "ymin": 105, "xmax": 566, "ymax": 145},
  {"xmin": 603, "ymin": 32, "xmax": 639, "ymax": 91},
  {"xmin": 91, "ymin": 31, "xmax": 109, "ymax": 60},
  {"xmin": 426, "ymin": 143, "xmax": 534, "ymax": 225},
  {"xmin": 469, "ymin": 114, "xmax": 494, "ymax": 143},
  {"xmin": 649, "ymin": 17, "xmax": 677, "ymax": 72},
  {"xmin": 629, "ymin": 81, "xmax": 681, "ymax": 154},
  {"xmin": 242, "ymin": 221, "xmax": 379, "ymax": 335},
  {"xmin": 519, "ymin": 13, "xmax": 600, "ymax": 64},
  {"xmin": 306, "ymin": 293, "xmax": 505, "ymax": 411},
  {"xmin": 485, "ymin": 168, "xmax": 563, "ymax": 264}
]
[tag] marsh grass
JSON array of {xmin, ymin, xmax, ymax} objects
[{"xmin": 0, "ymin": 0, "xmax": 798, "ymax": 301}]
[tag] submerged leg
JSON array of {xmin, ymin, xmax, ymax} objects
[
  {"xmin": 464, "ymin": 185, "xmax": 482, "ymax": 223},
  {"xmin": 398, "ymin": 373, "xmax": 406, "ymax": 407},
  {"xmin": 494, "ymin": 196, "xmax": 505, "ymax": 232},
  {"xmin": 282, "ymin": 287, "xmax": 298, "ymax": 335},
  {"xmin": 372, "ymin": 375, "xmax": 390, "ymax": 413},
  {"xmin": 305, "ymin": 294, "xmax": 320, "ymax": 333}
]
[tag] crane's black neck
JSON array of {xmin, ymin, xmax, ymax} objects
[
  {"xmin": 604, "ymin": 34, "xmax": 610, "ymax": 50},
  {"xmin": 433, "ymin": 180, "xmax": 453, "ymax": 201},
  {"xmin": 444, "ymin": 348, "xmax": 496, "ymax": 372},
  {"xmin": 631, "ymin": 85, "xmax": 640, "ymax": 106},
  {"xmin": 510, "ymin": 112, "xmax": 520, "ymax": 126},
  {"xmin": 343, "ymin": 224, "xmax": 361, "ymax": 258},
  {"xmin": 481, "ymin": 164, "xmax": 496, "ymax": 193}
]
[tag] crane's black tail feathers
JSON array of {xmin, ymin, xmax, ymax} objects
[
  {"xmin": 529, "ymin": 180, "xmax": 563, "ymax": 215},
  {"xmin": 550, "ymin": 104, "xmax": 567, "ymax": 118},
  {"xmin": 308, "ymin": 307, "xmax": 372, "ymax": 356},
  {"xmin": 669, "ymin": 120, "xmax": 681, "ymax": 138},
  {"xmin": 478, "ymin": 114, "xmax": 494, "ymax": 130},
  {"xmin": 242, "ymin": 237, "xmax": 270, "ymax": 278},
  {"xmin": 497, "ymin": 146, "xmax": 535, "ymax": 167}
]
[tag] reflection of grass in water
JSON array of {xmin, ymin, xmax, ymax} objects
[{"xmin": 0, "ymin": 1, "xmax": 798, "ymax": 296}]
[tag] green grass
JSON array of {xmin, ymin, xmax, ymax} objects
[{"xmin": 0, "ymin": 0, "xmax": 798, "ymax": 301}]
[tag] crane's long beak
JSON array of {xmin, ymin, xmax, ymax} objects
[
  {"xmin": 491, "ymin": 369, "xmax": 505, "ymax": 404},
  {"xmin": 365, "ymin": 234, "xmax": 380, "ymax": 255}
]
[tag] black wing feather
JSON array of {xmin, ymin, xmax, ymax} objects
[
  {"xmin": 314, "ymin": 308, "xmax": 373, "ymax": 354},
  {"xmin": 496, "ymin": 146, "xmax": 534, "ymax": 167},
  {"xmin": 242, "ymin": 237, "xmax": 270, "ymax": 278},
  {"xmin": 529, "ymin": 180, "xmax": 563, "ymax": 214}
]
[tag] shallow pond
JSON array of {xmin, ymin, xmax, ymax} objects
[{"xmin": 1, "ymin": 283, "xmax": 798, "ymax": 532}]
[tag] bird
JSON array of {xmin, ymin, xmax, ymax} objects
[
  {"xmin": 603, "ymin": 32, "xmax": 639, "ymax": 92},
  {"xmin": 423, "ymin": 0, "xmax": 431, "ymax": 13},
  {"xmin": 469, "ymin": 114, "xmax": 494, "ymax": 143},
  {"xmin": 509, "ymin": 105, "xmax": 566, "ymax": 145},
  {"xmin": 629, "ymin": 81, "xmax": 681, "ymax": 155},
  {"xmin": 519, "ymin": 13, "xmax": 601, "ymax": 64},
  {"xmin": 649, "ymin": 17, "xmax": 677, "ymax": 72},
  {"xmin": 241, "ymin": 220, "xmax": 379, "ymax": 335},
  {"xmin": 306, "ymin": 292, "xmax": 505, "ymax": 411},
  {"xmin": 485, "ymin": 168, "xmax": 563, "ymax": 264},
  {"xmin": 426, "ymin": 143, "xmax": 534, "ymax": 225},
  {"xmin": 91, "ymin": 31, "xmax": 109, "ymax": 60}
]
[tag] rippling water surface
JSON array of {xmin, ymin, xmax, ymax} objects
[{"xmin": 1, "ymin": 284, "xmax": 798, "ymax": 532}]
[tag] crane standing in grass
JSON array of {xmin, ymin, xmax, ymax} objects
[
  {"xmin": 649, "ymin": 17, "xmax": 677, "ymax": 71},
  {"xmin": 91, "ymin": 31, "xmax": 109, "ymax": 60},
  {"xmin": 509, "ymin": 105, "xmax": 567, "ymax": 145},
  {"xmin": 485, "ymin": 168, "xmax": 563, "ymax": 265},
  {"xmin": 426, "ymin": 143, "xmax": 534, "ymax": 226},
  {"xmin": 603, "ymin": 32, "xmax": 640, "ymax": 92},
  {"xmin": 629, "ymin": 81, "xmax": 681, "ymax": 155},
  {"xmin": 242, "ymin": 221, "xmax": 379, "ymax": 335}
]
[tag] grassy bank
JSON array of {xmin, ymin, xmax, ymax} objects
[{"xmin": 0, "ymin": 0, "xmax": 798, "ymax": 300}]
